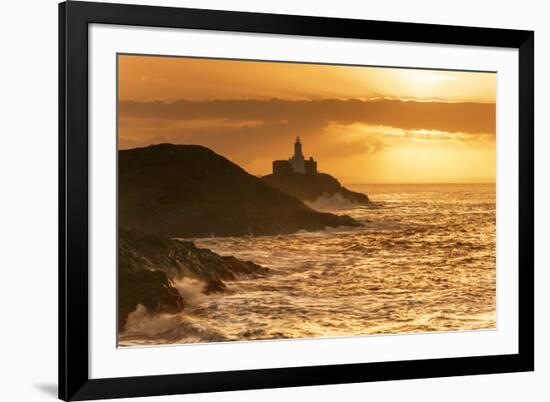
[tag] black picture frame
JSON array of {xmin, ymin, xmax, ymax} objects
[{"xmin": 59, "ymin": 1, "xmax": 534, "ymax": 400}]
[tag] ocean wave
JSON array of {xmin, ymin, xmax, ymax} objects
[
  {"xmin": 119, "ymin": 304, "xmax": 226, "ymax": 346},
  {"xmin": 122, "ymin": 184, "xmax": 496, "ymax": 346},
  {"xmin": 305, "ymin": 193, "xmax": 361, "ymax": 210},
  {"xmin": 172, "ymin": 278, "xmax": 224, "ymax": 306}
]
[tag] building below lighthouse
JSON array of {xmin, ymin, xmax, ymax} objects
[{"xmin": 272, "ymin": 137, "xmax": 318, "ymax": 176}]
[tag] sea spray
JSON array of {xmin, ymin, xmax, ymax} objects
[
  {"xmin": 305, "ymin": 193, "xmax": 360, "ymax": 211},
  {"xmin": 119, "ymin": 304, "xmax": 226, "ymax": 345}
]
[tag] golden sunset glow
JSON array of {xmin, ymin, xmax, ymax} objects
[{"xmin": 118, "ymin": 55, "xmax": 496, "ymax": 183}]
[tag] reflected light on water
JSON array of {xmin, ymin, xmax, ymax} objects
[{"xmin": 119, "ymin": 183, "xmax": 496, "ymax": 346}]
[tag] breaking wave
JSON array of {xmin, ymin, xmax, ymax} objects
[
  {"xmin": 119, "ymin": 304, "xmax": 226, "ymax": 346},
  {"xmin": 305, "ymin": 193, "xmax": 360, "ymax": 211},
  {"xmin": 173, "ymin": 278, "xmax": 218, "ymax": 306}
]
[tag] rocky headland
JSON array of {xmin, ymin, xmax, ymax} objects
[
  {"xmin": 119, "ymin": 144, "xmax": 359, "ymax": 238},
  {"xmin": 262, "ymin": 172, "xmax": 369, "ymax": 204}
]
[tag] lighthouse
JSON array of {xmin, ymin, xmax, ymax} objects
[
  {"xmin": 294, "ymin": 136, "xmax": 304, "ymax": 158},
  {"xmin": 272, "ymin": 137, "xmax": 318, "ymax": 176},
  {"xmin": 289, "ymin": 136, "xmax": 306, "ymax": 173}
]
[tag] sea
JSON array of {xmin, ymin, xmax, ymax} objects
[{"xmin": 119, "ymin": 183, "xmax": 496, "ymax": 346}]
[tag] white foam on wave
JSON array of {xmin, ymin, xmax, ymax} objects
[
  {"xmin": 172, "ymin": 278, "xmax": 218, "ymax": 306},
  {"xmin": 305, "ymin": 193, "xmax": 359, "ymax": 211},
  {"xmin": 120, "ymin": 304, "xmax": 225, "ymax": 345}
]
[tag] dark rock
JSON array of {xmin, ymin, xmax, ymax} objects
[
  {"xmin": 118, "ymin": 227, "xmax": 270, "ymax": 329},
  {"xmin": 203, "ymin": 279, "xmax": 227, "ymax": 294},
  {"xmin": 119, "ymin": 227, "xmax": 269, "ymax": 281},
  {"xmin": 118, "ymin": 243, "xmax": 184, "ymax": 330},
  {"xmin": 119, "ymin": 144, "xmax": 359, "ymax": 237},
  {"xmin": 262, "ymin": 172, "xmax": 369, "ymax": 204}
]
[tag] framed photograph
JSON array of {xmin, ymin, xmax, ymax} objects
[{"xmin": 59, "ymin": 1, "xmax": 534, "ymax": 400}]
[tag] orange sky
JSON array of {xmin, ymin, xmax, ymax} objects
[{"xmin": 118, "ymin": 54, "xmax": 496, "ymax": 184}]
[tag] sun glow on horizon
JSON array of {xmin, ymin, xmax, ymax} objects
[{"xmin": 118, "ymin": 55, "xmax": 496, "ymax": 184}]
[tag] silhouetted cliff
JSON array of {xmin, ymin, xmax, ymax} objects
[
  {"xmin": 119, "ymin": 144, "xmax": 359, "ymax": 237},
  {"xmin": 262, "ymin": 172, "xmax": 369, "ymax": 204},
  {"xmin": 118, "ymin": 228, "xmax": 269, "ymax": 330}
]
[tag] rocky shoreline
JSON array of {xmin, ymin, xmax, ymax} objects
[
  {"xmin": 262, "ymin": 172, "xmax": 369, "ymax": 205},
  {"xmin": 118, "ymin": 228, "xmax": 269, "ymax": 330},
  {"xmin": 118, "ymin": 144, "xmax": 369, "ymax": 332}
]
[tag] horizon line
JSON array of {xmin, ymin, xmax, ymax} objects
[{"xmin": 342, "ymin": 182, "xmax": 496, "ymax": 185}]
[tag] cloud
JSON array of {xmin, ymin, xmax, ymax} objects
[
  {"xmin": 119, "ymin": 98, "xmax": 495, "ymax": 135},
  {"xmin": 118, "ymin": 98, "xmax": 495, "ymax": 173}
]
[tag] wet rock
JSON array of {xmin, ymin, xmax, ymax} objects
[
  {"xmin": 118, "ymin": 245, "xmax": 184, "ymax": 330},
  {"xmin": 118, "ymin": 227, "xmax": 270, "ymax": 329},
  {"xmin": 119, "ymin": 227, "xmax": 269, "ymax": 281}
]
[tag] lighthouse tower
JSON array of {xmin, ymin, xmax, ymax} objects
[
  {"xmin": 294, "ymin": 136, "xmax": 304, "ymax": 158},
  {"xmin": 272, "ymin": 136, "xmax": 318, "ymax": 175},
  {"xmin": 289, "ymin": 136, "xmax": 306, "ymax": 173}
]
